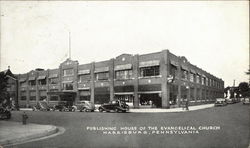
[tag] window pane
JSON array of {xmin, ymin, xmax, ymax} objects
[
  {"xmin": 140, "ymin": 66, "xmax": 160, "ymax": 77},
  {"xmin": 63, "ymin": 69, "xmax": 74, "ymax": 76}
]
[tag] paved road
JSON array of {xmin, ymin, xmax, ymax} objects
[{"xmin": 7, "ymin": 103, "xmax": 250, "ymax": 148}]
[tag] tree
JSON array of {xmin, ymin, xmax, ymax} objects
[
  {"xmin": 238, "ymin": 82, "xmax": 250, "ymax": 97},
  {"xmin": 0, "ymin": 72, "xmax": 9, "ymax": 105}
]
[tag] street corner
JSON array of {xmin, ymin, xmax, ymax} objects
[{"xmin": 0, "ymin": 121, "xmax": 62, "ymax": 146}]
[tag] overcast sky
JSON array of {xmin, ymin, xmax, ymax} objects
[{"xmin": 0, "ymin": 1, "xmax": 249, "ymax": 87}]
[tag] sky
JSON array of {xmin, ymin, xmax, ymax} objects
[{"xmin": 0, "ymin": 1, "xmax": 249, "ymax": 87}]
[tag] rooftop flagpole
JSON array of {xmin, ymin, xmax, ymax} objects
[{"xmin": 69, "ymin": 31, "xmax": 71, "ymax": 60}]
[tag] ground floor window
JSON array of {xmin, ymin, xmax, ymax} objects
[
  {"xmin": 139, "ymin": 93, "xmax": 162, "ymax": 108},
  {"xmin": 94, "ymin": 94, "xmax": 110, "ymax": 104},
  {"xmin": 50, "ymin": 96, "xmax": 59, "ymax": 101},
  {"xmin": 115, "ymin": 95, "xmax": 133, "ymax": 103},
  {"xmin": 79, "ymin": 90, "xmax": 91, "ymax": 101}
]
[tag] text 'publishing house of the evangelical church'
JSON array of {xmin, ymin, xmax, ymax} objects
[{"xmin": 17, "ymin": 50, "xmax": 224, "ymax": 109}]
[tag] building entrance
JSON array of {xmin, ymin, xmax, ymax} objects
[{"xmin": 139, "ymin": 93, "xmax": 162, "ymax": 108}]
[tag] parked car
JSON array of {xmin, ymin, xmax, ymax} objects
[
  {"xmin": 75, "ymin": 101, "xmax": 95, "ymax": 112},
  {"xmin": 99, "ymin": 100, "xmax": 129, "ymax": 113},
  {"xmin": 32, "ymin": 101, "xmax": 52, "ymax": 111},
  {"xmin": 214, "ymin": 98, "xmax": 227, "ymax": 107},
  {"xmin": 53, "ymin": 101, "xmax": 77, "ymax": 112},
  {"xmin": 0, "ymin": 107, "xmax": 11, "ymax": 119},
  {"xmin": 242, "ymin": 97, "xmax": 250, "ymax": 105},
  {"xmin": 225, "ymin": 98, "xmax": 233, "ymax": 104}
]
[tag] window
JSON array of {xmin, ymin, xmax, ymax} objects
[
  {"xmin": 181, "ymin": 70, "xmax": 188, "ymax": 80},
  {"xmin": 29, "ymin": 80, "xmax": 36, "ymax": 86},
  {"xmin": 49, "ymin": 78, "xmax": 59, "ymax": 84},
  {"xmin": 95, "ymin": 72, "xmax": 109, "ymax": 80},
  {"xmin": 196, "ymin": 75, "xmax": 200, "ymax": 84},
  {"xmin": 63, "ymin": 83, "xmax": 73, "ymax": 90},
  {"xmin": 21, "ymin": 96, "xmax": 26, "ymax": 101},
  {"xmin": 190, "ymin": 73, "xmax": 194, "ymax": 82},
  {"xmin": 38, "ymin": 79, "xmax": 46, "ymax": 85},
  {"xmin": 170, "ymin": 65, "xmax": 178, "ymax": 78},
  {"xmin": 50, "ymin": 96, "xmax": 59, "ymax": 101},
  {"xmin": 140, "ymin": 66, "xmax": 160, "ymax": 77},
  {"xmin": 30, "ymin": 96, "xmax": 36, "ymax": 101},
  {"xmin": 40, "ymin": 96, "xmax": 47, "ymax": 101},
  {"xmin": 201, "ymin": 77, "xmax": 205, "ymax": 85},
  {"xmin": 63, "ymin": 69, "xmax": 74, "ymax": 76},
  {"xmin": 79, "ymin": 74, "xmax": 91, "ymax": 82},
  {"xmin": 115, "ymin": 70, "xmax": 132, "ymax": 80},
  {"xmin": 80, "ymin": 96, "xmax": 90, "ymax": 101}
]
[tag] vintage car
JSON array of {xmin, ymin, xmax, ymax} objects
[
  {"xmin": 225, "ymin": 98, "xmax": 233, "ymax": 104},
  {"xmin": 0, "ymin": 107, "xmax": 11, "ymax": 119},
  {"xmin": 32, "ymin": 101, "xmax": 52, "ymax": 111},
  {"xmin": 242, "ymin": 97, "xmax": 250, "ymax": 105},
  {"xmin": 52, "ymin": 101, "xmax": 77, "ymax": 112},
  {"xmin": 99, "ymin": 100, "xmax": 129, "ymax": 113},
  {"xmin": 75, "ymin": 101, "xmax": 95, "ymax": 112},
  {"xmin": 214, "ymin": 98, "xmax": 227, "ymax": 107}
]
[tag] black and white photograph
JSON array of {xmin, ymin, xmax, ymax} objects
[{"xmin": 0, "ymin": 1, "xmax": 249, "ymax": 148}]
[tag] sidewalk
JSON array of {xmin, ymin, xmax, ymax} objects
[
  {"xmin": 129, "ymin": 104, "xmax": 214, "ymax": 113},
  {"xmin": 0, "ymin": 121, "xmax": 58, "ymax": 146}
]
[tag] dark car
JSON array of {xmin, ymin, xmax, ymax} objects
[
  {"xmin": 32, "ymin": 101, "xmax": 52, "ymax": 111},
  {"xmin": 99, "ymin": 100, "xmax": 129, "ymax": 113},
  {"xmin": 75, "ymin": 101, "xmax": 95, "ymax": 112},
  {"xmin": 0, "ymin": 107, "xmax": 11, "ymax": 119},
  {"xmin": 214, "ymin": 98, "xmax": 227, "ymax": 107},
  {"xmin": 52, "ymin": 101, "xmax": 77, "ymax": 112}
]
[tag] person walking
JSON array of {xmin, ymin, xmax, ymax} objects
[{"xmin": 185, "ymin": 99, "xmax": 189, "ymax": 111}]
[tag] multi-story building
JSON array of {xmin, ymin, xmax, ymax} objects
[{"xmin": 17, "ymin": 50, "xmax": 224, "ymax": 108}]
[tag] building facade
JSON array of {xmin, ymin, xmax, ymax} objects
[{"xmin": 17, "ymin": 50, "xmax": 224, "ymax": 108}]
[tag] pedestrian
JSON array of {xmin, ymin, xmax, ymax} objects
[
  {"xmin": 185, "ymin": 99, "xmax": 189, "ymax": 111},
  {"xmin": 22, "ymin": 112, "xmax": 28, "ymax": 125}
]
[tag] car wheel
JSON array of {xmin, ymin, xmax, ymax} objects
[
  {"xmin": 99, "ymin": 108, "xmax": 104, "ymax": 112},
  {"xmin": 115, "ymin": 108, "xmax": 119, "ymax": 113},
  {"xmin": 82, "ymin": 108, "xmax": 87, "ymax": 112}
]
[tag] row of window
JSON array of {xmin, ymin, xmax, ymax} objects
[{"xmin": 170, "ymin": 65, "xmax": 223, "ymax": 89}]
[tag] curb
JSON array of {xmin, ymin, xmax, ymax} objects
[{"xmin": 0, "ymin": 125, "xmax": 58, "ymax": 146}]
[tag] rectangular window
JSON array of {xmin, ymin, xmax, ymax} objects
[
  {"xmin": 140, "ymin": 66, "xmax": 160, "ymax": 77},
  {"xmin": 115, "ymin": 70, "xmax": 133, "ymax": 80},
  {"xmin": 201, "ymin": 77, "xmax": 204, "ymax": 85},
  {"xmin": 63, "ymin": 83, "xmax": 73, "ymax": 90},
  {"xmin": 79, "ymin": 74, "xmax": 91, "ymax": 82},
  {"xmin": 181, "ymin": 70, "xmax": 188, "ymax": 80},
  {"xmin": 38, "ymin": 79, "xmax": 46, "ymax": 85},
  {"xmin": 196, "ymin": 75, "xmax": 200, "ymax": 84},
  {"xmin": 49, "ymin": 78, "xmax": 59, "ymax": 84},
  {"xmin": 50, "ymin": 96, "xmax": 59, "ymax": 101},
  {"xmin": 30, "ymin": 96, "xmax": 36, "ymax": 101},
  {"xmin": 63, "ymin": 69, "xmax": 74, "ymax": 76},
  {"xmin": 40, "ymin": 96, "xmax": 47, "ymax": 101},
  {"xmin": 95, "ymin": 72, "xmax": 109, "ymax": 80},
  {"xmin": 170, "ymin": 65, "xmax": 178, "ymax": 78},
  {"xmin": 29, "ymin": 80, "xmax": 36, "ymax": 86},
  {"xmin": 190, "ymin": 73, "xmax": 194, "ymax": 82},
  {"xmin": 21, "ymin": 96, "xmax": 26, "ymax": 100}
]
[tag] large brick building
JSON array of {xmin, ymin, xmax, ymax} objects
[{"xmin": 17, "ymin": 50, "xmax": 224, "ymax": 108}]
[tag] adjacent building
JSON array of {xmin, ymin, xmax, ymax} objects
[{"xmin": 17, "ymin": 50, "xmax": 224, "ymax": 108}]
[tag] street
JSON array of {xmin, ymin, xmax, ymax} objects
[{"xmin": 7, "ymin": 103, "xmax": 250, "ymax": 148}]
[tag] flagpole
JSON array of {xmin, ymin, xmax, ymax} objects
[{"xmin": 69, "ymin": 31, "xmax": 71, "ymax": 60}]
